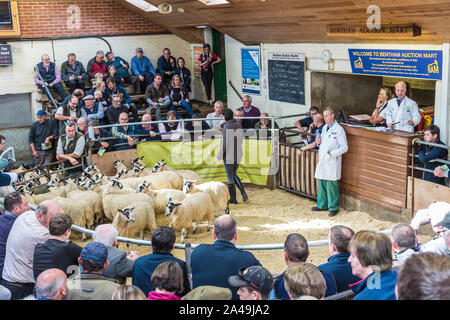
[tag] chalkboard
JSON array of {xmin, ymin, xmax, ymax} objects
[
  {"xmin": 0, "ymin": 44, "xmax": 12, "ymax": 66},
  {"xmin": 268, "ymin": 59, "xmax": 305, "ymax": 105}
]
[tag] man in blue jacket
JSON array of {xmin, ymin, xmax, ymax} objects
[
  {"xmin": 190, "ymin": 215, "xmax": 261, "ymax": 300},
  {"xmin": 132, "ymin": 226, "xmax": 190, "ymax": 297},
  {"xmin": 318, "ymin": 225, "xmax": 360, "ymax": 293},
  {"xmin": 105, "ymin": 78, "xmax": 139, "ymax": 122},
  {"xmin": 0, "ymin": 159, "xmax": 17, "ymax": 187},
  {"xmin": 415, "ymin": 124, "xmax": 448, "ymax": 185},
  {"xmin": 131, "ymin": 47, "xmax": 156, "ymax": 94}
]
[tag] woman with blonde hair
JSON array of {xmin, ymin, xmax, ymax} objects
[
  {"xmin": 112, "ymin": 285, "xmax": 147, "ymax": 300},
  {"xmin": 169, "ymin": 74, "xmax": 194, "ymax": 118},
  {"xmin": 369, "ymin": 87, "xmax": 392, "ymax": 126},
  {"xmin": 347, "ymin": 230, "xmax": 397, "ymax": 300}
]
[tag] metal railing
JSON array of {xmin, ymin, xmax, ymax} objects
[{"xmin": 408, "ymin": 138, "xmax": 450, "ymax": 215}]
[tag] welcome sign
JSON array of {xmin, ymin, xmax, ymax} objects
[{"xmin": 348, "ymin": 49, "xmax": 442, "ymax": 80}]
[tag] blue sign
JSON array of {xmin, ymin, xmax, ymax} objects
[
  {"xmin": 348, "ymin": 49, "xmax": 442, "ymax": 80},
  {"xmin": 241, "ymin": 49, "xmax": 261, "ymax": 94}
]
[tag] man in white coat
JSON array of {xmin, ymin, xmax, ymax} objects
[
  {"xmin": 313, "ymin": 107, "xmax": 348, "ymax": 217},
  {"xmin": 380, "ymin": 81, "xmax": 421, "ymax": 133}
]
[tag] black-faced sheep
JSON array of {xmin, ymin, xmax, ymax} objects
[
  {"xmin": 183, "ymin": 180, "xmax": 230, "ymax": 215},
  {"xmin": 113, "ymin": 204, "xmax": 157, "ymax": 240}
]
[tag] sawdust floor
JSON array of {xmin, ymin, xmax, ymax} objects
[{"xmin": 71, "ymin": 186, "xmax": 432, "ymax": 275}]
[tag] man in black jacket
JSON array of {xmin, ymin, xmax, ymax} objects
[
  {"xmin": 29, "ymin": 110, "xmax": 58, "ymax": 167},
  {"xmin": 60, "ymin": 53, "xmax": 87, "ymax": 93}
]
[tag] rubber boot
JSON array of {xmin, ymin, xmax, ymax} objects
[
  {"xmin": 228, "ymin": 184, "xmax": 238, "ymax": 204},
  {"xmin": 234, "ymin": 176, "xmax": 248, "ymax": 202}
]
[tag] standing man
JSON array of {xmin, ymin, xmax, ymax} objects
[
  {"xmin": 157, "ymin": 48, "xmax": 176, "ymax": 85},
  {"xmin": 380, "ymin": 81, "xmax": 421, "ymax": 133},
  {"xmin": 29, "ymin": 110, "xmax": 58, "ymax": 167},
  {"xmin": 131, "ymin": 47, "xmax": 156, "ymax": 94},
  {"xmin": 34, "ymin": 54, "xmax": 68, "ymax": 100},
  {"xmin": 414, "ymin": 125, "xmax": 448, "ymax": 185},
  {"xmin": 238, "ymin": 95, "xmax": 261, "ymax": 129},
  {"xmin": 56, "ymin": 122, "xmax": 85, "ymax": 176},
  {"xmin": 145, "ymin": 73, "xmax": 172, "ymax": 121},
  {"xmin": 105, "ymin": 51, "xmax": 139, "ymax": 91},
  {"xmin": 313, "ymin": 107, "xmax": 348, "ymax": 217},
  {"xmin": 60, "ymin": 53, "xmax": 87, "ymax": 93}
]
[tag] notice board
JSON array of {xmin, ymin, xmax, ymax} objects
[
  {"xmin": 0, "ymin": 44, "xmax": 12, "ymax": 66},
  {"xmin": 268, "ymin": 52, "xmax": 305, "ymax": 105}
]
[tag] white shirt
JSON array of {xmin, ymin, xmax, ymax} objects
[
  {"xmin": 2, "ymin": 211, "xmax": 49, "ymax": 284},
  {"xmin": 314, "ymin": 121, "xmax": 348, "ymax": 181},
  {"xmin": 206, "ymin": 112, "xmax": 225, "ymax": 129},
  {"xmin": 380, "ymin": 96, "xmax": 421, "ymax": 133},
  {"xmin": 56, "ymin": 106, "xmax": 77, "ymax": 119}
]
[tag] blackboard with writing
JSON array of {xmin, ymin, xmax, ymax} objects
[
  {"xmin": 0, "ymin": 44, "xmax": 12, "ymax": 66},
  {"xmin": 268, "ymin": 59, "xmax": 305, "ymax": 105}
]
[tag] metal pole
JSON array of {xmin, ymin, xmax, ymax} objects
[{"xmin": 411, "ymin": 138, "xmax": 419, "ymax": 220}]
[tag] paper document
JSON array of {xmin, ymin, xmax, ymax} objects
[{"xmin": 349, "ymin": 114, "xmax": 371, "ymax": 121}]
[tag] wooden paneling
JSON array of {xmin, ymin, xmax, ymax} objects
[
  {"xmin": 115, "ymin": 0, "xmax": 450, "ymax": 44},
  {"xmin": 340, "ymin": 124, "xmax": 419, "ymax": 211}
]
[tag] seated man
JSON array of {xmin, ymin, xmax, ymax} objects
[
  {"xmin": 156, "ymin": 48, "xmax": 176, "ymax": 85},
  {"xmin": 87, "ymin": 50, "xmax": 107, "ymax": 82},
  {"xmin": 34, "ymin": 54, "xmax": 68, "ymax": 100},
  {"xmin": 414, "ymin": 125, "xmax": 448, "ymax": 185},
  {"xmin": 184, "ymin": 113, "xmax": 211, "ymax": 141},
  {"xmin": 255, "ymin": 112, "xmax": 279, "ymax": 139},
  {"xmin": 34, "ymin": 268, "xmax": 68, "ymax": 301},
  {"xmin": 145, "ymin": 73, "xmax": 172, "ymax": 121},
  {"xmin": 111, "ymin": 112, "xmax": 137, "ymax": 151},
  {"xmin": 131, "ymin": 47, "xmax": 156, "ymax": 94},
  {"xmin": 228, "ymin": 265, "xmax": 273, "ymax": 301},
  {"xmin": 294, "ymin": 106, "xmax": 319, "ymax": 133},
  {"xmin": 317, "ymin": 225, "xmax": 360, "ymax": 293},
  {"xmin": 54, "ymin": 95, "xmax": 87, "ymax": 135},
  {"xmin": 105, "ymin": 51, "xmax": 139, "ymax": 91},
  {"xmin": 234, "ymin": 109, "xmax": 252, "ymax": 129},
  {"xmin": 60, "ymin": 53, "xmax": 87, "ymax": 93},
  {"xmin": 190, "ymin": 215, "xmax": 261, "ymax": 300},
  {"xmin": 390, "ymin": 223, "xmax": 418, "ymax": 266},
  {"xmin": 82, "ymin": 95, "xmax": 104, "ymax": 123},
  {"xmin": 134, "ymin": 113, "xmax": 161, "ymax": 142},
  {"xmin": 76, "ymin": 117, "xmax": 88, "ymax": 141},
  {"xmin": 105, "ymin": 78, "xmax": 139, "ymax": 122},
  {"xmin": 205, "ymin": 100, "xmax": 225, "ymax": 130},
  {"xmin": 29, "ymin": 110, "xmax": 58, "ymax": 167},
  {"xmin": 296, "ymin": 114, "xmax": 325, "ymax": 156},
  {"xmin": 238, "ymin": 95, "xmax": 260, "ymax": 128},
  {"xmin": 158, "ymin": 110, "xmax": 181, "ymax": 141},
  {"xmin": 61, "ymin": 88, "xmax": 85, "ymax": 110},
  {"xmin": 88, "ymin": 120, "xmax": 114, "ymax": 153},
  {"xmin": 56, "ymin": 121, "xmax": 85, "ymax": 176},
  {"xmin": 268, "ymin": 233, "xmax": 337, "ymax": 300},
  {"xmin": 106, "ymin": 95, "xmax": 134, "ymax": 125}
]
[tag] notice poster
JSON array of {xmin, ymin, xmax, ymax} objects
[
  {"xmin": 0, "ymin": 44, "xmax": 12, "ymax": 66},
  {"xmin": 193, "ymin": 45, "xmax": 203, "ymax": 78},
  {"xmin": 241, "ymin": 48, "xmax": 261, "ymax": 95},
  {"xmin": 348, "ymin": 49, "xmax": 442, "ymax": 80}
]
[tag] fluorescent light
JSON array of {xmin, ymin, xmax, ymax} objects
[
  {"xmin": 126, "ymin": 0, "xmax": 158, "ymax": 12},
  {"xmin": 198, "ymin": 0, "xmax": 229, "ymax": 5}
]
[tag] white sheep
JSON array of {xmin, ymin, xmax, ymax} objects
[
  {"xmin": 164, "ymin": 192, "xmax": 215, "ymax": 244},
  {"xmin": 183, "ymin": 180, "xmax": 230, "ymax": 215},
  {"xmin": 53, "ymin": 196, "xmax": 92, "ymax": 241},
  {"xmin": 66, "ymin": 189, "xmax": 103, "ymax": 227},
  {"xmin": 24, "ymin": 186, "xmax": 66, "ymax": 206},
  {"xmin": 113, "ymin": 203, "xmax": 157, "ymax": 240},
  {"xmin": 119, "ymin": 171, "xmax": 183, "ymax": 191},
  {"xmin": 152, "ymin": 160, "xmax": 203, "ymax": 184},
  {"xmin": 102, "ymin": 181, "xmax": 154, "ymax": 221},
  {"xmin": 113, "ymin": 160, "xmax": 128, "ymax": 173}
]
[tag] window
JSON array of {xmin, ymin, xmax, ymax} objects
[
  {"xmin": 198, "ymin": 0, "xmax": 230, "ymax": 5},
  {"xmin": 126, "ymin": 0, "xmax": 158, "ymax": 12},
  {"xmin": 0, "ymin": 1, "xmax": 20, "ymax": 37}
]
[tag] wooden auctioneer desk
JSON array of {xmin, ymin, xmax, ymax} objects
[{"xmin": 340, "ymin": 124, "xmax": 420, "ymax": 217}]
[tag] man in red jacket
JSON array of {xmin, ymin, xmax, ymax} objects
[{"xmin": 87, "ymin": 51, "xmax": 107, "ymax": 82}]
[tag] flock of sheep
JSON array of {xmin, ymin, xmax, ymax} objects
[{"xmin": 11, "ymin": 158, "xmax": 230, "ymax": 244}]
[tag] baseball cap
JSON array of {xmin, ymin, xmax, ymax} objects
[
  {"xmin": 437, "ymin": 212, "xmax": 450, "ymax": 229},
  {"xmin": 80, "ymin": 242, "xmax": 108, "ymax": 270},
  {"xmin": 37, "ymin": 110, "xmax": 47, "ymax": 117},
  {"xmin": 228, "ymin": 266, "xmax": 273, "ymax": 296},
  {"xmin": 181, "ymin": 286, "xmax": 232, "ymax": 300},
  {"xmin": 83, "ymin": 95, "xmax": 95, "ymax": 101},
  {"xmin": 136, "ymin": 47, "xmax": 143, "ymax": 52}
]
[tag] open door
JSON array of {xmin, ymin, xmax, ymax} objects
[{"xmin": 212, "ymin": 28, "xmax": 227, "ymax": 103}]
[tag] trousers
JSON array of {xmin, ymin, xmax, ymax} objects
[{"xmin": 317, "ymin": 179, "xmax": 340, "ymax": 211}]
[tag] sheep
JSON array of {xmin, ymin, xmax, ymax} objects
[
  {"xmin": 119, "ymin": 171, "xmax": 183, "ymax": 191},
  {"xmin": 24, "ymin": 186, "xmax": 66, "ymax": 206},
  {"xmin": 114, "ymin": 160, "xmax": 128, "ymax": 173},
  {"xmin": 131, "ymin": 156, "xmax": 145, "ymax": 168},
  {"xmin": 52, "ymin": 196, "xmax": 93, "ymax": 241},
  {"xmin": 102, "ymin": 180, "xmax": 154, "ymax": 221},
  {"xmin": 164, "ymin": 192, "xmax": 215, "ymax": 244},
  {"xmin": 152, "ymin": 159, "xmax": 203, "ymax": 184},
  {"xmin": 66, "ymin": 189, "xmax": 103, "ymax": 227},
  {"xmin": 183, "ymin": 180, "xmax": 230, "ymax": 215},
  {"xmin": 113, "ymin": 204, "xmax": 157, "ymax": 241}
]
